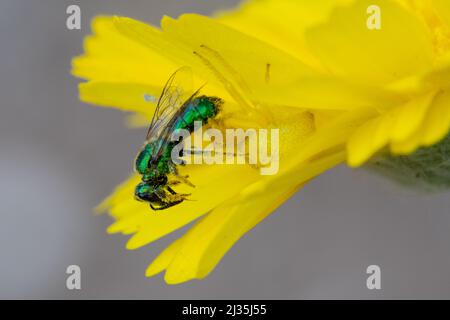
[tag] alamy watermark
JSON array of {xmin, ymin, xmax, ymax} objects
[
  {"xmin": 366, "ymin": 265, "xmax": 381, "ymax": 290},
  {"xmin": 367, "ymin": 4, "xmax": 381, "ymax": 30},
  {"xmin": 170, "ymin": 121, "xmax": 280, "ymax": 175},
  {"xmin": 66, "ymin": 4, "xmax": 81, "ymax": 30},
  {"xmin": 66, "ymin": 265, "xmax": 81, "ymax": 290}
]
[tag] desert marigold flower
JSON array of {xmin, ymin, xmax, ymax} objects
[{"xmin": 72, "ymin": 0, "xmax": 450, "ymax": 284}]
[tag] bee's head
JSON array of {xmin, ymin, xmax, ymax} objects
[{"xmin": 134, "ymin": 182, "xmax": 155, "ymax": 202}]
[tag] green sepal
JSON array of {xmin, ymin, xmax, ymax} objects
[{"xmin": 367, "ymin": 133, "xmax": 450, "ymax": 191}]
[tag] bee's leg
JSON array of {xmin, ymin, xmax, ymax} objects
[
  {"xmin": 166, "ymin": 186, "xmax": 176, "ymax": 194},
  {"xmin": 166, "ymin": 192, "xmax": 189, "ymax": 203},
  {"xmin": 151, "ymin": 202, "xmax": 181, "ymax": 210},
  {"xmin": 183, "ymin": 147, "xmax": 235, "ymax": 155},
  {"xmin": 175, "ymin": 174, "xmax": 195, "ymax": 188},
  {"xmin": 148, "ymin": 187, "xmax": 183, "ymax": 210},
  {"xmin": 166, "ymin": 186, "xmax": 191, "ymax": 198},
  {"xmin": 175, "ymin": 155, "xmax": 187, "ymax": 166},
  {"xmin": 150, "ymin": 188, "xmax": 169, "ymax": 209},
  {"xmin": 166, "ymin": 186, "xmax": 184, "ymax": 195},
  {"xmin": 194, "ymin": 148, "xmax": 247, "ymax": 158},
  {"xmin": 196, "ymin": 127, "xmax": 248, "ymax": 159},
  {"xmin": 166, "ymin": 180, "xmax": 181, "ymax": 187},
  {"xmin": 169, "ymin": 163, "xmax": 195, "ymax": 187},
  {"xmin": 150, "ymin": 203, "xmax": 162, "ymax": 210},
  {"xmin": 150, "ymin": 199, "xmax": 166, "ymax": 211},
  {"xmin": 155, "ymin": 199, "xmax": 184, "ymax": 210}
]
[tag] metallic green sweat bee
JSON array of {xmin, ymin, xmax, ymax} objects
[{"xmin": 134, "ymin": 68, "xmax": 223, "ymax": 210}]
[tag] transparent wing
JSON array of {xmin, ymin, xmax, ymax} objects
[
  {"xmin": 150, "ymin": 85, "xmax": 204, "ymax": 163},
  {"xmin": 145, "ymin": 67, "xmax": 194, "ymax": 142}
]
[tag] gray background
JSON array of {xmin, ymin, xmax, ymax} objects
[{"xmin": 0, "ymin": 0, "xmax": 449, "ymax": 299}]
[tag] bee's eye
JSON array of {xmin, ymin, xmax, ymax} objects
[{"xmin": 135, "ymin": 182, "xmax": 153, "ymax": 201}]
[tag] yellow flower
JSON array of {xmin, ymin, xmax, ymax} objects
[
  {"xmin": 72, "ymin": 0, "xmax": 450, "ymax": 284},
  {"xmin": 219, "ymin": 0, "xmax": 450, "ymax": 165}
]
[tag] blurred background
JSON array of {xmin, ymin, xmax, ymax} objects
[{"xmin": 1, "ymin": 0, "xmax": 450, "ymax": 299}]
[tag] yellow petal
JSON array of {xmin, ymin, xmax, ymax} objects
[
  {"xmin": 306, "ymin": 0, "xmax": 433, "ymax": 84},
  {"xmin": 347, "ymin": 91, "xmax": 436, "ymax": 166},
  {"xmin": 159, "ymin": 14, "xmax": 322, "ymax": 112},
  {"xmin": 420, "ymin": 89, "xmax": 450, "ymax": 145},
  {"xmin": 146, "ymin": 238, "xmax": 183, "ymax": 277},
  {"xmin": 432, "ymin": 0, "xmax": 450, "ymax": 27},
  {"xmin": 391, "ymin": 89, "xmax": 450, "ymax": 153},
  {"xmin": 163, "ymin": 187, "xmax": 294, "ymax": 284},
  {"xmin": 79, "ymin": 81, "xmax": 160, "ymax": 115},
  {"xmin": 102, "ymin": 15, "xmax": 396, "ymax": 114},
  {"xmin": 347, "ymin": 115, "xmax": 392, "ymax": 166},
  {"xmin": 111, "ymin": 16, "xmax": 237, "ymax": 106},
  {"xmin": 389, "ymin": 91, "xmax": 437, "ymax": 142},
  {"xmin": 161, "ymin": 14, "xmax": 318, "ymax": 89},
  {"xmin": 161, "ymin": 151, "xmax": 345, "ymax": 284},
  {"xmin": 299, "ymin": 108, "xmax": 377, "ymax": 164},
  {"xmin": 103, "ymin": 164, "xmax": 261, "ymax": 250},
  {"xmin": 255, "ymin": 76, "xmax": 405, "ymax": 110},
  {"xmin": 72, "ymin": 16, "xmax": 175, "ymax": 84},
  {"xmin": 160, "ymin": 13, "xmax": 403, "ymax": 112},
  {"xmin": 389, "ymin": 125, "xmax": 423, "ymax": 154},
  {"xmin": 217, "ymin": 0, "xmax": 353, "ymax": 70}
]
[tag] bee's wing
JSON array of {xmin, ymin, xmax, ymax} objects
[
  {"xmin": 145, "ymin": 67, "xmax": 194, "ymax": 142},
  {"xmin": 150, "ymin": 86, "xmax": 204, "ymax": 165}
]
